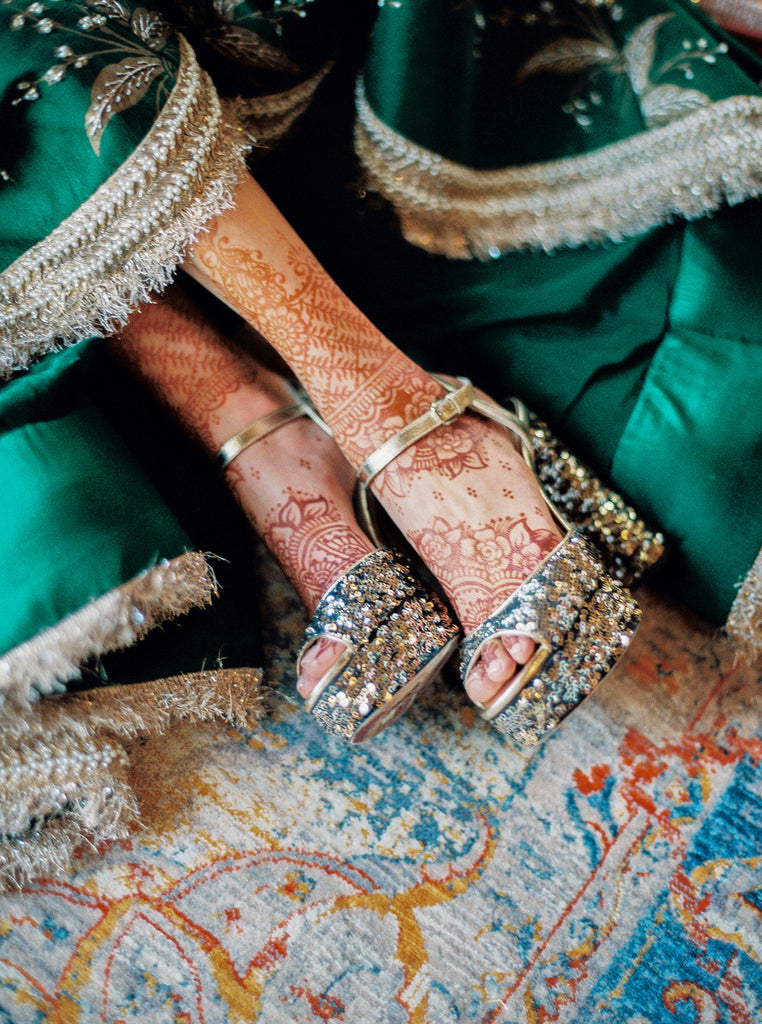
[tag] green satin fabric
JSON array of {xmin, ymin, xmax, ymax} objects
[
  {"xmin": 363, "ymin": 0, "xmax": 761, "ymax": 167},
  {"xmin": 0, "ymin": 1, "xmax": 180, "ymax": 275},
  {"xmin": 0, "ymin": 342, "xmax": 190, "ymax": 659},
  {"xmin": 0, "ymin": 335, "xmax": 263, "ymax": 681},
  {"xmin": 1, "ymin": 0, "xmax": 760, "ymax": 662},
  {"xmin": 255, "ymin": 0, "xmax": 762, "ymax": 625}
]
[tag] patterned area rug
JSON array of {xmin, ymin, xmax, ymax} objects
[{"xmin": 1, "ymin": 552, "xmax": 761, "ymax": 1024}]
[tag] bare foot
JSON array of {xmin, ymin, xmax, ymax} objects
[{"xmin": 223, "ymin": 411, "xmax": 375, "ymax": 700}]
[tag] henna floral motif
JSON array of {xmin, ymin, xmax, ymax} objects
[
  {"xmin": 408, "ymin": 515, "xmax": 559, "ymax": 631},
  {"xmin": 373, "ymin": 416, "xmax": 492, "ymax": 500},
  {"xmin": 262, "ymin": 490, "xmax": 370, "ymax": 612}
]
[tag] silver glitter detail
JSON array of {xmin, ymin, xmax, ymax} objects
[
  {"xmin": 0, "ymin": 35, "xmax": 249, "ymax": 376},
  {"xmin": 462, "ymin": 532, "xmax": 641, "ymax": 747},
  {"xmin": 528, "ymin": 414, "xmax": 666, "ymax": 587},
  {"xmin": 354, "ymin": 79, "xmax": 762, "ymax": 259},
  {"xmin": 303, "ymin": 549, "xmax": 459, "ymax": 741}
]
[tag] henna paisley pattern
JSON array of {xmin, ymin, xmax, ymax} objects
[{"xmin": 116, "ymin": 290, "xmax": 259, "ymax": 453}]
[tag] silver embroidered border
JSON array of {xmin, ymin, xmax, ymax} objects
[
  {"xmin": 0, "ymin": 35, "xmax": 250, "ymax": 377},
  {"xmin": 0, "ymin": 667, "xmax": 265, "ymax": 890},
  {"xmin": 229, "ymin": 61, "xmax": 333, "ymax": 149},
  {"xmin": 355, "ymin": 80, "xmax": 762, "ymax": 259},
  {"xmin": 0, "ymin": 550, "xmax": 218, "ymax": 707},
  {"xmin": 726, "ymin": 545, "xmax": 762, "ymax": 664}
]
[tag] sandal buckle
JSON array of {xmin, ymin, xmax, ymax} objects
[{"xmin": 431, "ymin": 392, "xmax": 463, "ymax": 425}]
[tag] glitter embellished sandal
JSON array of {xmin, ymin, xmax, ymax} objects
[
  {"xmin": 216, "ymin": 391, "xmax": 460, "ymax": 744},
  {"xmin": 298, "ymin": 548, "xmax": 459, "ymax": 743},
  {"xmin": 355, "ymin": 377, "xmax": 642, "ymax": 748},
  {"xmin": 510, "ymin": 403, "xmax": 666, "ymax": 588}
]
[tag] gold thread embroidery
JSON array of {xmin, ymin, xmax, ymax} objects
[
  {"xmin": 0, "ymin": 35, "xmax": 249, "ymax": 375},
  {"xmin": 229, "ymin": 61, "xmax": 333, "ymax": 149},
  {"xmin": 354, "ymin": 81, "xmax": 762, "ymax": 259}
]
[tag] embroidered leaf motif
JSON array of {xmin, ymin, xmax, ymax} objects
[
  {"xmin": 205, "ymin": 24, "xmax": 299, "ymax": 70},
  {"xmin": 212, "ymin": 0, "xmax": 241, "ymax": 18},
  {"xmin": 85, "ymin": 56, "xmax": 163, "ymax": 155},
  {"xmin": 623, "ymin": 13, "xmax": 673, "ymax": 95},
  {"xmin": 640, "ymin": 84, "xmax": 711, "ymax": 127},
  {"xmin": 86, "ymin": 0, "xmax": 131, "ymax": 23},
  {"xmin": 130, "ymin": 6, "xmax": 170, "ymax": 49},
  {"xmin": 516, "ymin": 37, "xmax": 618, "ymax": 83}
]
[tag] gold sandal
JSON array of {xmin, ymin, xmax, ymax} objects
[
  {"xmin": 216, "ymin": 388, "xmax": 460, "ymax": 744},
  {"xmin": 354, "ymin": 377, "xmax": 642, "ymax": 748}
]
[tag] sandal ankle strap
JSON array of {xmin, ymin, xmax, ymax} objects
[
  {"xmin": 215, "ymin": 384, "xmax": 329, "ymax": 471},
  {"xmin": 356, "ymin": 378, "xmax": 475, "ymax": 488}
]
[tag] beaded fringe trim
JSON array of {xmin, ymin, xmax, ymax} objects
[
  {"xmin": 228, "ymin": 62, "xmax": 333, "ymax": 150},
  {"xmin": 0, "ymin": 668, "xmax": 264, "ymax": 891},
  {"xmin": 0, "ymin": 551, "xmax": 218, "ymax": 707},
  {"xmin": 726, "ymin": 546, "xmax": 762, "ymax": 664},
  {"xmin": 0, "ymin": 35, "xmax": 249, "ymax": 377},
  {"xmin": 354, "ymin": 81, "xmax": 762, "ymax": 259}
]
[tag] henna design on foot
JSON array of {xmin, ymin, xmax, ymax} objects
[
  {"xmin": 261, "ymin": 488, "xmax": 372, "ymax": 613},
  {"xmin": 409, "ymin": 514, "xmax": 559, "ymax": 632}
]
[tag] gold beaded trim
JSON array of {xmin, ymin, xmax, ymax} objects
[
  {"xmin": 0, "ymin": 667, "xmax": 264, "ymax": 890},
  {"xmin": 354, "ymin": 80, "xmax": 762, "ymax": 259},
  {"xmin": 0, "ymin": 35, "xmax": 249, "ymax": 377},
  {"xmin": 228, "ymin": 61, "xmax": 333, "ymax": 150},
  {"xmin": 726, "ymin": 545, "xmax": 762, "ymax": 664}
]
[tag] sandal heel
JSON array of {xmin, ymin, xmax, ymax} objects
[{"xmin": 528, "ymin": 415, "xmax": 666, "ymax": 587}]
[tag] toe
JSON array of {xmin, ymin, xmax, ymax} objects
[
  {"xmin": 464, "ymin": 640, "xmax": 518, "ymax": 706},
  {"xmin": 504, "ymin": 635, "xmax": 536, "ymax": 666},
  {"xmin": 297, "ymin": 638, "xmax": 346, "ymax": 698},
  {"xmin": 464, "ymin": 662, "xmax": 500, "ymax": 706}
]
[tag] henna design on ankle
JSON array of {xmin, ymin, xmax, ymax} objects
[
  {"xmin": 117, "ymin": 291, "xmax": 258, "ymax": 453},
  {"xmin": 408, "ymin": 515, "xmax": 559, "ymax": 631},
  {"xmin": 195, "ymin": 226, "xmax": 385, "ymax": 406},
  {"xmin": 262, "ymin": 489, "xmax": 371, "ymax": 613},
  {"xmin": 193, "ymin": 225, "xmax": 443, "ymax": 463}
]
